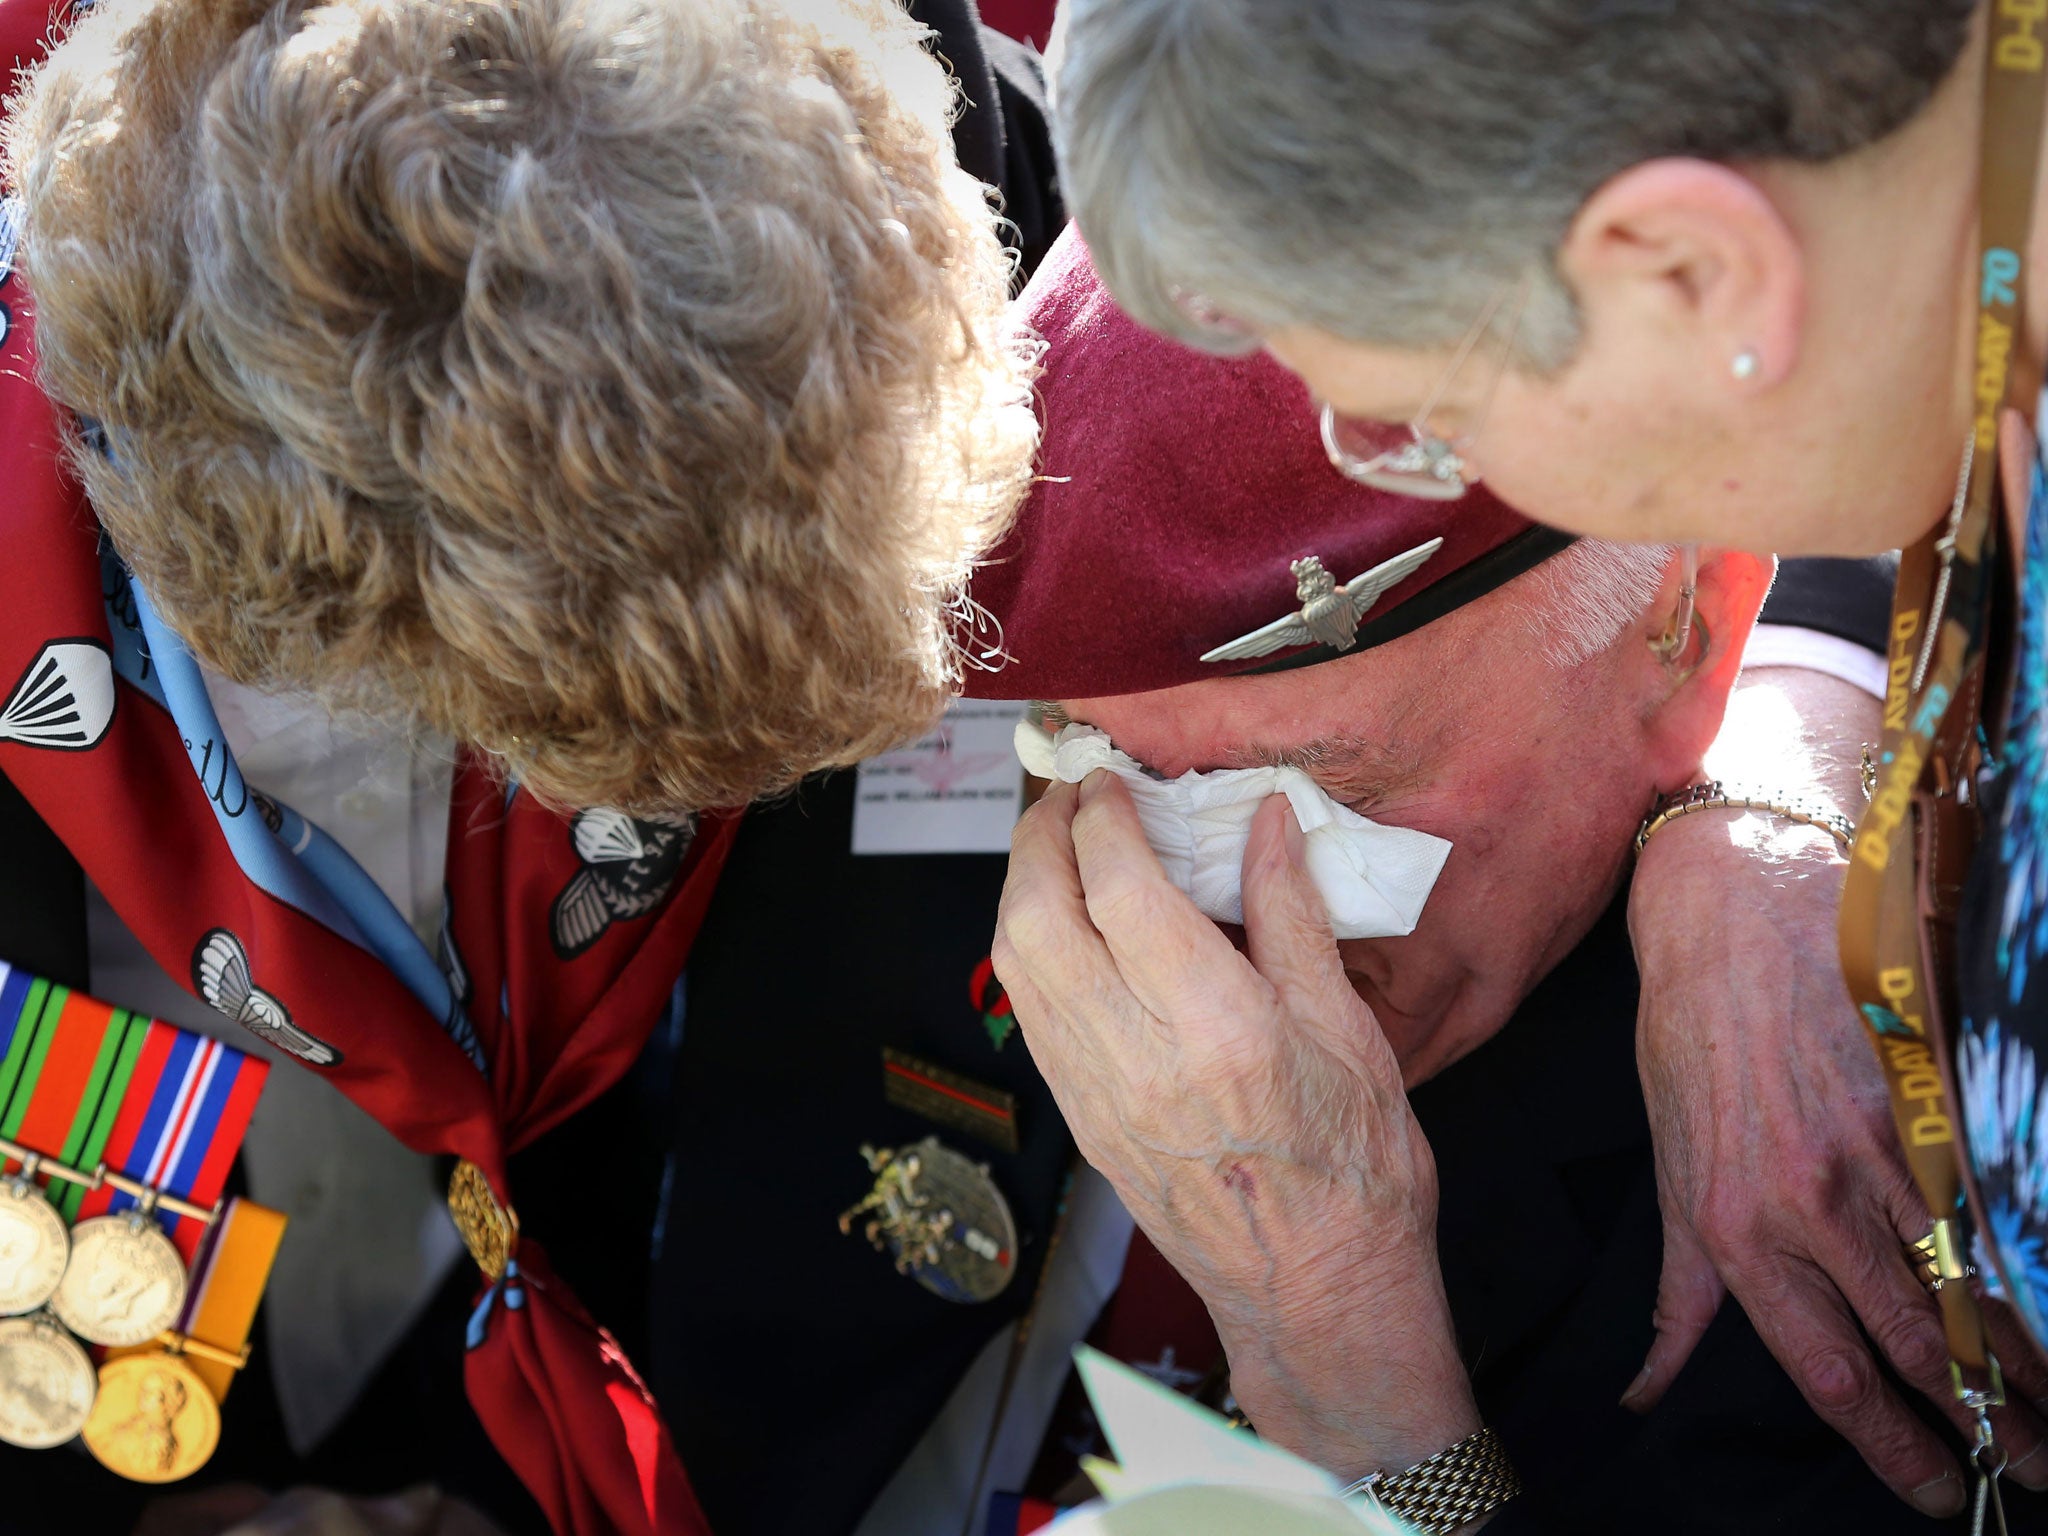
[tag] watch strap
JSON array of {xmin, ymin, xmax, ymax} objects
[{"xmin": 1342, "ymin": 1425, "xmax": 1521, "ymax": 1533}]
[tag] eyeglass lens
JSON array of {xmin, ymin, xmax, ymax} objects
[{"xmin": 1319, "ymin": 280, "xmax": 1530, "ymax": 501}]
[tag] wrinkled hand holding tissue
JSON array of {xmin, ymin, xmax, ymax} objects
[
  {"xmin": 1015, "ymin": 724, "xmax": 1450, "ymax": 940},
  {"xmin": 1048, "ymin": 1347, "xmax": 1411, "ymax": 1534}
]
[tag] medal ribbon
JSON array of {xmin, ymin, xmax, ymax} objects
[
  {"xmin": 1839, "ymin": 12, "xmax": 2048, "ymax": 1388},
  {"xmin": 74, "ymin": 1017, "xmax": 268, "ymax": 1254},
  {"xmin": 103, "ymin": 1195, "xmax": 289, "ymax": 1404},
  {"xmin": 179, "ymin": 1197, "xmax": 287, "ymax": 1400},
  {"xmin": 0, "ymin": 958, "xmax": 265, "ymax": 1263}
]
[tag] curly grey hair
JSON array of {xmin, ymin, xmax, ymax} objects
[{"xmin": 6, "ymin": 0, "xmax": 1039, "ymax": 814}]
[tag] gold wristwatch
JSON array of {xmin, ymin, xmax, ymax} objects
[{"xmin": 1341, "ymin": 1426, "xmax": 1521, "ymax": 1533}]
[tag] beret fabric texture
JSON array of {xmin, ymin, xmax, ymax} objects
[{"xmin": 964, "ymin": 228, "xmax": 1569, "ymax": 702}]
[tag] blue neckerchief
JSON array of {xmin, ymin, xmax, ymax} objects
[{"xmin": 103, "ymin": 549, "xmax": 486, "ymax": 1073}]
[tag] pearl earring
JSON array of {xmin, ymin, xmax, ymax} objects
[{"xmin": 1731, "ymin": 350, "xmax": 1760, "ymax": 382}]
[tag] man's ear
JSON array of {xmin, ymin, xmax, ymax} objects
[
  {"xmin": 1639, "ymin": 547, "xmax": 1775, "ymax": 789},
  {"xmin": 1558, "ymin": 158, "xmax": 1805, "ymax": 394}
]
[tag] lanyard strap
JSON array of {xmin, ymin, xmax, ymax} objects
[{"xmin": 1839, "ymin": 11, "xmax": 2048, "ymax": 1396}]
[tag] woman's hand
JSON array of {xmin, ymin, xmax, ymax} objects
[
  {"xmin": 1627, "ymin": 666, "xmax": 2048, "ymax": 1514},
  {"xmin": 992, "ymin": 772, "xmax": 1477, "ymax": 1476}
]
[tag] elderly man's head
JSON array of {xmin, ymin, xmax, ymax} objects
[
  {"xmin": 1059, "ymin": 537, "xmax": 1768, "ymax": 1082},
  {"xmin": 971, "ymin": 233, "xmax": 1770, "ymax": 1079},
  {"xmin": 3, "ymin": 0, "xmax": 1037, "ymax": 812}
]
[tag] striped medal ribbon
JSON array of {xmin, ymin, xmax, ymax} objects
[
  {"xmin": 0, "ymin": 958, "xmax": 266, "ymax": 1261},
  {"xmin": 0, "ymin": 959, "xmax": 273, "ymax": 1456}
]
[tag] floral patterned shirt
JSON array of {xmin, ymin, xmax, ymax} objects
[{"xmin": 1958, "ymin": 394, "xmax": 2048, "ymax": 1344}]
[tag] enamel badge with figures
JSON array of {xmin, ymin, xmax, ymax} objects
[
  {"xmin": 0, "ymin": 1312, "xmax": 97, "ymax": 1448},
  {"xmin": 0, "ymin": 1172, "xmax": 68, "ymax": 1315},
  {"xmin": 838, "ymin": 1136, "xmax": 1018, "ymax": 1304},
  {"xmin": 49, "ymin": 1212, "xmax": 187, "ymax": 1347}
]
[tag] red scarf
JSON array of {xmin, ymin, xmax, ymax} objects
[{"xmin": 1, "ymin": 4, "xmax": 734, "ymax": 1527}]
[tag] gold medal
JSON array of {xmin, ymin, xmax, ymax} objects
[
  {"xmin": 838, "ymin": 1137, "xmax": 1018, "ymax": 1304},
  {"xmin": 81, "ymin": 1351, "xmax": 219, "ymax": 1483},
  {"xmin": 50, "ymin": 1211, "xmax": 187, "ymax": 1347},
  {"xmin": 0, "ymin": 1167, "xmax": 69, "ymax": 1316},
  {"xmin": 0, "ymin": 1312, "xmax": 97, "ymax": 1448},
  {"xmin": 447, "ymin": 1159, "xmax": 517, "ymax": 1282}
]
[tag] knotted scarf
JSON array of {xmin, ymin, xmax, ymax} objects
[{"xmin": 0, "ymin": 7, "xmax": 735, "ymax": 1525}]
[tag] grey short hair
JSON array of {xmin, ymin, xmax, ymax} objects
[
  {"xmin": 1520, "ymin": 541, "xmax": 1678, "ymax": 669},
  {"xmin": 1053, "ymin": 0, "xmax": 1974, "ymax": 369}
]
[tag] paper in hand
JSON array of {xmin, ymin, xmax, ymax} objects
[{"xmin": 1046, "ymin": 1348, "xmax": 1411, "ymax": 1535}]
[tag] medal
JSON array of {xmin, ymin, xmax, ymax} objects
[
  {"xmin": 881, "ymin": 1048, "xmax": 1020, "ymax": 1153},
  {"xmin": 0, "ymin": 1159, "xmax": 68, "ymax": 1316},
  {"xmin": 0, "ymin": 971, "xmax": 282, "ymax": 1464},
  {"xmin": 447, "ymin": 1159, "xmax": 518, "ymax": 1282},
  {"xmin": 0, "ymin": 1312, "xmax": 97, "ymax": 1448},
  {"xmin": 838, "ymin": 1136, "xmax": 1018, "ymax": 1304},
  {"xmin": 81, "ymin": 1351, "xmax": 219, "ymax": 1483},
  {"xmin": 49, "ymin": 1208, "xmax": 187, "ymax": 1347}
]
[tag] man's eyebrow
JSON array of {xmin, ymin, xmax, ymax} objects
[{"xmin": 1222, "ymin": 735, "xmax": 1425, "ymax": 804}]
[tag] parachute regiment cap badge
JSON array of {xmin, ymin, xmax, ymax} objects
[{"xmin": 1199, "ymin": 539, "xmax": 1444, "ymax": 664}]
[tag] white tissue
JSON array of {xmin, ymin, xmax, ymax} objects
[{"xmin": 1015, "ymin": 722, "xmax": 1450, "ymax": 940}]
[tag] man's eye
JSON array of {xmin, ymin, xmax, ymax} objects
[{"xmin": 1321, "ymin": 778, "xmax": 1388, "ymax": 814}]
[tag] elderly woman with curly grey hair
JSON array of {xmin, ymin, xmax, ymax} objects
[
  {"xmin": 6, "ymin": 0, "xmax": 1042, "ymax": 815},
  {"xmin": 0, "ymin": 0, "xmax": 1048, "ymax": 1529}
]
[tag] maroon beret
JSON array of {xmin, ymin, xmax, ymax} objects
[{"xmin": 963, "ymin": 229, "xmax": 1570, "ymax": 702}]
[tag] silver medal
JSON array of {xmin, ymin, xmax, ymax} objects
[
  {"xmin": 49, "ymin": 1212, "xmax": 187, "ymax": 1348},
  {"xmin": 0, "ymin": 1167, "xmax": 69, "ymax": 1316},
  {"xmin": 0, "ymin": 1312, "xmax": 97, "ymax": 1448}
]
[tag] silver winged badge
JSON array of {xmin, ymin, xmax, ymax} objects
[
  {"xmin": 193, "ymin": 928, "xmax": 343, "ymax": 1067},
  {"xmin": 1199, "ymin": 538, "xmax": 1444, "ymax": 664}
]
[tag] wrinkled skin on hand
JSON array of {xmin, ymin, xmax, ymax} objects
[
  {"xmin": 1627, "ymin": 666, "xmax": 2048, "ymax": 1515},
  {"xmin": 992, "ymin": 774, "xmax": 1479, "ymax": 1477},
  {"xmin": 995, "ymin": 602, "xmax": 2048, "ymax": 1515}
]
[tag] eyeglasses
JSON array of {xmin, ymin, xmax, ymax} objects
[{"xmin": 1318, "ymin": 282, "xmax": 1529, "ymax": 502}]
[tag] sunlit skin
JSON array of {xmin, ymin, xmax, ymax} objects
[
  {"xmin": 1263, "ymin": 12, "xmax": 2046, "ymax": 559},
  {"xmin": 990, "ymin": 548, "xmax": 1765, "ymax": 1482},
  {"xmin": 1063, "ymin": 548, "xmax": 1765, "ymax": 1084}
]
